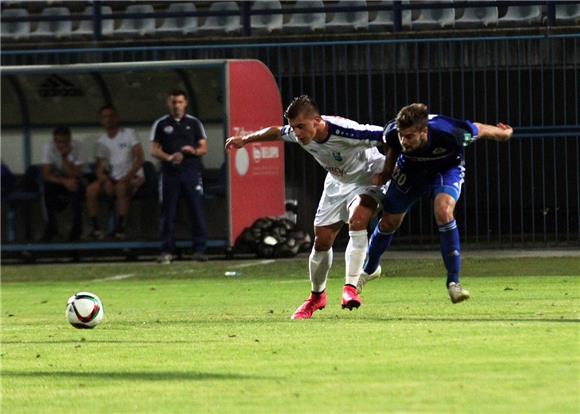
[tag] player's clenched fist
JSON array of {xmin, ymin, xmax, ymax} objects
[{"xmin": 496, "ymin": 122, "xmax": 514, "ymax": 139}]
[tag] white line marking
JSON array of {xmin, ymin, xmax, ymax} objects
[
  {"xmin": 93, "ymin": 273, "xmax": 136, "ymax": 282},
  {"xmin": 163, "ymin": 269, "xmax": 203, "ymax": 275},
  {"xmin": 275, "ymin": 280, "xmax": 306, "ymax": 284},
  {"xmin": 227, "ymin": 260, "xmax": 276, "ymax": 269}
]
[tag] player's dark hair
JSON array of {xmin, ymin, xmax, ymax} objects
[
  {"xmin": 168, "ymin": 89, "xmax": 188, "ymax": 99},
  {"xmin": 396, "ymin": 103, "xmax": 429, "ymax": 131},
  {"xmin": 99, "ymin": 104, "xmax": 116, "ymax": 114},
  {"xmin": 284, "ymin": 95, "xmax": 320, "ymax": 120},
  {"xmin": 53, "ymin": 126, "xmax": 71, "ymax": 139}
]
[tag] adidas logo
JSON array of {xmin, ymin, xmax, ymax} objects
[{"xmin": 38, "ymin": 74, "xmax": 84, "ymax": 98}]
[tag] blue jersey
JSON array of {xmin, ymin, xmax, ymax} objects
[{"xmin": 383, "ymin": 114, "xmax": 478, "ymax": 183}]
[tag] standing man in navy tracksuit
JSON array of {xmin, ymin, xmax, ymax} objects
[{"xmin": 150, "ymin": 89, "xmax": 209, "ymax": 264}]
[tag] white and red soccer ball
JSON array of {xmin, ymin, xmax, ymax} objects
[{"xmin": 65, "ymin": 292, "xmax": 104, "ymax": 329}]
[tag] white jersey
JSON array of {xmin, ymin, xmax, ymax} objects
[
  {"xmin": 280, "ymin": 115, "xmax": 385, "ymax": 185},
  {"xmin": 96, "ymin": 128, "xmax": 144, "ymax": 180},
  {"xmin": 41, "ymin": 139, "xmax": 85, "ymax": 175}
]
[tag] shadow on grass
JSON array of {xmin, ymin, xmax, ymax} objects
[
  {"xmin": 2, "ymin": 370, "xmax": 274, "ymax": 381},
  {"xmin": 367, "ymin": 317, "xmax": 580, "ymax": 323}
]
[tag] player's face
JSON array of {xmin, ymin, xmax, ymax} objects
[
  {"xmin": 398, "ymin": 126, "xmax": 428, "ymax": 153},
  {"xmin": 100, "ymin": 108, "xmax": 118, "ymax": 130},
  {"xmin": 288, "ymin": 113, "xmax": 320, "ymax": 144},
  {"xmin": 168, "ymin": 95, "xmax": 187, "ymax": 118}
]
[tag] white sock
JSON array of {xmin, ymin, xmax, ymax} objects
[
  {"xmin": 345, "ymin": 230, "xmax": 368, "ymax": 287},
  {"xmin": 309, "ymin": 247, "xmax": 332, "ymax": 293}
]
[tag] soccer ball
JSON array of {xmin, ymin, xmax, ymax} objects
[{"xmin": 65, "ymin": 292, "xmax": 104, "ymax": 329}]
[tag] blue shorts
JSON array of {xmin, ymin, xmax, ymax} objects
[{"xmin": 383, "ymin": 165, "xmax": 465, "ymax": 214}]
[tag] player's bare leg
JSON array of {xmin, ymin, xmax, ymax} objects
[
  {"xmin": 113, "ymin": 177, "xmax": 143, "ymax": 240},
  {"xmin": 291, "ymin": 223, "xmax": 341, "ymax": 320},
  {"xmin": 434, "ymin": 193, "xmax": 470, "ymax": 303},
  {"xmin": 86, "ymin": 180, "xmax": 106, "ymax": 239}
]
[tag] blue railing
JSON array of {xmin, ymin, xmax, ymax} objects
[{"xmin": 1, "ymin": 33, "xmax": 578, "ymax": 247}]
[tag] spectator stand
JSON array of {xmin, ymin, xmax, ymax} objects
[{"xmin": 0, "ymin": 1, "xmax": 573, "ymax": 44}]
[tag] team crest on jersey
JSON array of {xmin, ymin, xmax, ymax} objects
[
  {"xmin": 332, "ymin": 151, "xmax": 343, "ymax": 161},
  {"xmin": 164, "ymin": 126, "xmax": 174, "ymax": 134},
  {"xmin": 432, "ymin": 147, "xmax": 447, "ymax": 155}
]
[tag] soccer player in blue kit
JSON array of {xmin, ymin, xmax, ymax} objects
[{"xmin": 359, "ymin": 103, "xmax": 513, "ymax": 303}]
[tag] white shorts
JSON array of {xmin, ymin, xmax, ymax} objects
[{"xmin": 314, "ymin": 175, "xmax": 388, "ymax": 227}]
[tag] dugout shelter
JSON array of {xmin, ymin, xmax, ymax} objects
[{"xmin": 1, "ymin": 59, "xmax": 285, "ymax": 259}]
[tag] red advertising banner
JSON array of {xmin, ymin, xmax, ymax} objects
[{"xmin": 227, "ymin": 60, "xmax": 285, "ymax": 246}]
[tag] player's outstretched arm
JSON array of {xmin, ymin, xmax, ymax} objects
[
  {"xmin": 473, "ymin": 122, "xmax": 513, "ymax": 142},
  {"xmin": 225, "ymin": 126, "xmax": 282, "ymax": 150},
  {"xmin": 381, "ymin": 144, "xmax": 399, "ymax": 185}
]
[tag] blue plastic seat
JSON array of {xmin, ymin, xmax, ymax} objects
[
  {"xmin": 555, "ymin": 3, "xmax": 580, "ymax": 25},
  {"xmin": 498, "ymin": 5, "xmax": 542, "ymax": 26},
  {"xmin": 368, "ymin": 0, "xmax": 412, "ymax": 31},
  {"xmin": 1, "ymin": 8, "xmax": 31, "ymax": 40},
  {"xmin": 157, "ymin": 2, "xmax": 198, "ymax": 35},
  {"xmin": 412, "ymin": 0, "xmax": 455, "ymax": 29},
  {"xmin": 199, "ymin": 2, "xmax": 242, "ymax": 35},
  {"xmin": 29, "ymin": 7, "xmax": 72, "ymax": 39},
  {"xmin": 455, "ymin": 1, "xmax": 498, "ymax": 28},
  {"xmin": 326, "ymin": 0, "xmax": 369, "ymax": 32},
  {"xmin": 72, "ymin": 5, "xmax": 114, "ymax": 37},
  {"xmin": 115, "ymin": 4, "xmax": 156, "ymax": 37},
  {"xmin": 285, "ymin": 0, "xmax": 326, "ymax": 33},
  {"xmin": 251, "ymin": 0, "xmax": 283, "ymax": 34}
]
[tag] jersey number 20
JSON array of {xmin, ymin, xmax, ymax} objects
[{"xmin": 392, "ymin": 168, "xmax": 407, "ymax": 186}]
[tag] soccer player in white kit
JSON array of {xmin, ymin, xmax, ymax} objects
[{"xmin": 225, "ymin": 96, "xmax": 385, "ymax": 319}]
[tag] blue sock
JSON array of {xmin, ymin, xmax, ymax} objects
[
  {"xmin": 439, "ymin": 220, "xmax": 461, "ymax": 286},
  {"xmin": 363, "ymin": 224, "xmax": 395, "ymax": 274}
]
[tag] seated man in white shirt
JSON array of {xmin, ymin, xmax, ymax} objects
[
  {"xmin": 40, "ymin": 126, "xmax": 85, "ymax": 242},
  {"xmin": 86, "ymin": 105, "xmax": 145, "ymax": 240}
]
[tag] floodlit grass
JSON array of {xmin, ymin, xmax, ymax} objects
[{"xmin": 1, "ymin": 256, "xmax": 579, "ymax": 413}]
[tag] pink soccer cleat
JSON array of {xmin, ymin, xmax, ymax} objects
[
  {"xmin": 291, "ymin": 292, "xmax": 327, "ymax": 320},
  {"xmin": 341, "ymin": 285, "xmax": 362, "ymax": 310}
]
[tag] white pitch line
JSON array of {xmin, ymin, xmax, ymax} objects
[
  {"xmin": 275, "ymin": 280, "xmax": 306, "ymax": 284},
  {"xmin": 93, "ymin": 273, "xmax": 136, "ymax": 282},
  {"xmin": 227, "ymin": 260, "xmax": 276, "ymax": 269}
]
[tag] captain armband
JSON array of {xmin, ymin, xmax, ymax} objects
[{"xmin": 462, "ymin": 132, "xmax": 477, "ymax": 147}]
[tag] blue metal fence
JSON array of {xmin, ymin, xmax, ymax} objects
[{"xmin": 1, "ymin": 33, "xmax": 579, "ymax": 246}]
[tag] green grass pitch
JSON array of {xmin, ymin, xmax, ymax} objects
[{"xmin": 2, "ymin": 256, "xmax": 579, "ymax": 413}]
